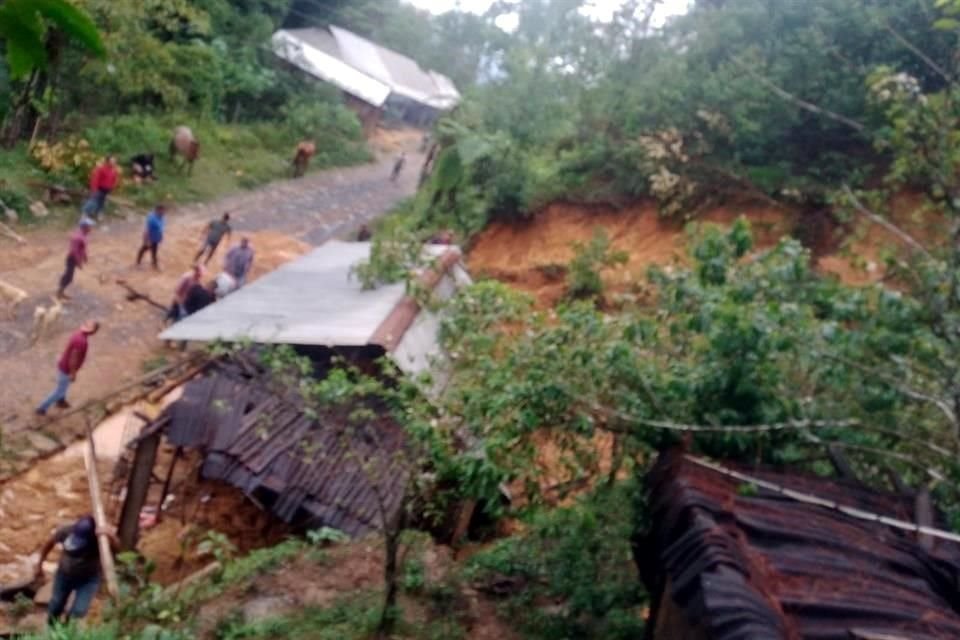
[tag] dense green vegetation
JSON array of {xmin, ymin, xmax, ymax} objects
[
  {"xmin": 13, "ymin": 0, "xmax": 960, "ymax": 638},
  {"xmin": 400, "ymin": 0, "xmax": 960, "ymax": 234},
  {"xmin": 0, "ymin": 1, "xmax": 475, "ymax": 219}
]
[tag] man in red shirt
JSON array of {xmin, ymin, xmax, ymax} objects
[
  {"xmin": 82, "ymin": 155, "xmax": 119, "ymax": 219},
  {"xmin": 36, "ymin": 320, "xmax": 100, "ymax": 416},
  {"xmin": 57, "ymin": 218, "xmax": 94, "ymax": 300}
]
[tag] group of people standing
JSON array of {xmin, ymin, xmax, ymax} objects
[{"xmin": 44, "ymin": 155, "xmax": 256, "ymax": 420}]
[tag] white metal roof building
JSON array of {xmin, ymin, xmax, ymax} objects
[
  {"xmin": 159, "ymin": 241, "xmax": 469, "ymax": 382},
  {"xmin": 271, "ymin": 25, "xmax": 461, "ymax": 113}
]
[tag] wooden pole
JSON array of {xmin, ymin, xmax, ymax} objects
[
  {"xmin": 82, "ymin": 419, "xmax": 120, "ymax": 599},
  {"xmin": 117, "ymin": 432, "xmax": 161, "ymax": 550},
  {"xmin": 156, "ymin": 446, "xmax": 182, "ymax": 524}
]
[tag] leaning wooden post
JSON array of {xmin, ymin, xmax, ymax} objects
[
  {"xmin": 117, "ymin": 431, "xmax": 161, "ymax": 550},
  {"xmin": 82, "ymin": 418, "xmax": 120, "ymax": 599}
]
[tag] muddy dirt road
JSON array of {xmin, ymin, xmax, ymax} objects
[{"xmin": 0, "ymin": 144, "xmax": 423, "ymax": 442}]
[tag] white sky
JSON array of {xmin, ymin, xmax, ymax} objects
[{"xmin": 403, "ymin": 0, "xmax": 692, "ymax": 30}]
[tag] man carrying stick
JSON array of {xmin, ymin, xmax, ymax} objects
[{"xmin": 36, "ymin": 515, "xmax": 118, "ymax": 625}]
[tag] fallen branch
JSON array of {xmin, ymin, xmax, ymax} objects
[
  {"xmin": 115, "ymin": 278, "xmax": 169, "ymax": 312},
  {"xmin": 882, "ymin": 21, "xmax": 953, "ymax": 84},
  {"xmin": 733, "ymin": 58, "xmax": 866, "ymax": 133},
  {"xmin": 841, "ymin": 185, "xmax": 935, "ymax": 261}
]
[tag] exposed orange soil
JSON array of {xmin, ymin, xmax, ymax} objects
[
  {"xmin": 818, "ymin": 191, "xmax": 949, "ymax": 285},
  {"xmin": 468, "ymin": 201, "xmax": 794, "ymax": 306},
  {"xmin": 469, "ymin": 197, "xmax": 943, "ymax": 304}
]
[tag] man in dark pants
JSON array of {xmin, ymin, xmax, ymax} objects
[
  {"xmin": 36, "ymin": 320, "xmax": 99, "ymax": 416},
  {"xmin": 57, "ymin": 218, "xmax": 94, "ymax": 300},
  {"xmin": 194, "ymin": 212, "xmax": 231, "ymax": 265},
  {"xmin": 136, "ymin": 204, "xmax": 166, "ymax": 269},
  {"xmin": 81, "ymin": 155, "xmax": 119, "ymax": 219},
  {"xmin": 35, "ymin": 515, "xmax": 118, "ymax": 625}
]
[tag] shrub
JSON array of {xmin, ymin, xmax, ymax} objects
[
  {"xmin": 566, "ymin": 228, "xmax": 629, "ymax": 301},
  {"xmin": 466, "ymin": 483, "xmax": 646, "ymax": 640},
  {"xmin": 31, "ymin": 137, "xmax": 99, "ymax": 186},
  {"xmin": 84, "ymin": 115, "xmax": 170, "ymax": 158}
]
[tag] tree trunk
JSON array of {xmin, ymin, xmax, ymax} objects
[
  {"xmin": 378, "ymin": 508, "xmax": 406, "ymax": 638},
  {"xmin": 1, "ymin": 71, "xmax": 41, "ymax": 148}
]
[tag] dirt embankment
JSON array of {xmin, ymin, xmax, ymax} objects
[
  {"xmin": 468, "ymin": 197, "xmax": 941, "ymax": 305},
  {"xmin": 468, "ymin": 201, "xmax": 794, "ymax": 306}
]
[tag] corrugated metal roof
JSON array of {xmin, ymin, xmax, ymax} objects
[
  {"xmin": 640, "ymin": 448, "xmax": 960, "ymax": 639},
  {"xmin": 271, "ymin": 29, "xmax": 391, "ymax": 107},
  {"xmin": 163, "ymin": 359, "xmax": 408, "ymax": 536}
]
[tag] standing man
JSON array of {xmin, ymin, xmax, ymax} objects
[
  {"xmin": 194, "ymin": 212, "xmax": 231, "ymax": 265},
  {"xmin": 36, "ymin": 515, "xmax": 118, "ymax": 625},
  {"xmin": 36, "ymin": 320, "xmax": 99, "ymax": 416},
  {"xmin": 224, "ymin": 237, "xmax": 254, "ymax": 287},
  {"xmin": 57, "ymin": 218, "xmax": 94, "ymax": 300},
  {"xmin": 136, "ymin": 204, "xmax": 166, "ymax": 270},
  {"xmin": 82, "ymin": 155, "xmax": 119, "ymax": 219}
]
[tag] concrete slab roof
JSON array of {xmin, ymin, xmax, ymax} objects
[{"xmin": 159, "ymin": 241, "xmax": 462, "ymax": 354}]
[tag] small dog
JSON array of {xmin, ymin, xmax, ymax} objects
[
  {"xmin": 0, "ymin": 279, "xmax": 28, "ymax": 320},
  {"xmin": 31, "ymin": 296, "xmax": 63, "ymax": 343}
]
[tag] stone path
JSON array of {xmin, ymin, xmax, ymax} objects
[{"xmin": 0, "ymin": 145, "xmax": 423, "ymax": 447}]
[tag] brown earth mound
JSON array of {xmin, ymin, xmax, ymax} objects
[{"xmin": 468, "ymin": 201, "xmax": 794, "ymax": 306}]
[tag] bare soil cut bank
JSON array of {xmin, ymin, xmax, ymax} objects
[{"xmin": 468, "ymin": 197, "xmax": 941, "ymax": 305}]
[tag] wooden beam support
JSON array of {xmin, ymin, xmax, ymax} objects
[
  {"xmin": 82, "ymin": 423, "xmax": 119, "ymax": 599},
  {"xmin": 117, "ymin": 431, "xmax": 161, "ymax": 551}
]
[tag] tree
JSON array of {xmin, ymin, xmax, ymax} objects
[{"xmin": 0, "ymin": 0, "xmax": 104, "ymax": 146}]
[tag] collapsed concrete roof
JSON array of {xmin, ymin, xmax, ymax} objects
[{"xmin": 271, "ymin": 26, "xmax": 461, "ymax": 111}]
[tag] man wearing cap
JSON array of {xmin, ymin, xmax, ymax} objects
[
  {"xmin": 35, "ymin": 320, "xmax": 99, "ymax": 416},
  {"xmin": 36, "ymin": 515, "xmax": 118, "ymax": 624},
  {"xmin": 57, "ymin": 218, "xmax": 94, "ymax": 300}
]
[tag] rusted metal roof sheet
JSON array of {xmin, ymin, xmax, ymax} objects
[
  {"xmin": 162, "ymin": 360, "xmax": 408, "ymax": 537},
  {"xmin": 641, "ymin": 449, "xmax": 960, "ymax": 640}
]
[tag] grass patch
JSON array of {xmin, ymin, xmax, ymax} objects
[
  {"xmin": 0, "ymin": 111, "xmax": 372, "ymax": 228},
  {"xmin": 214, "ymin": 593, "xmax": 381, "ymax": 640}
]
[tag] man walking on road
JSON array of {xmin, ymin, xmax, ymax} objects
[
  {"xmin": 36, "ymin": 320, "xmax": 99, "ymax": 416},
  {"xmin": 82, "ymin": 155, "xmax": 119, "ymax": 219},
  {"xmin": 224, "ymin": 237, "xmax": 254, "ymax": 287},
  {"xmin": 36, "ymin": 514, "xmax": 118, "ymax": 625},
  {"xmin": 194, "ymin": 212, "xmax": 231, "ymax": 264},
  {"xmin": 57, "ymin": 218, "xmax": 94, "ymax": 300},
  {"xmin": 136, "ymin": 204, "xmax": 166, "ymax": 269}
]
